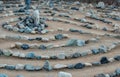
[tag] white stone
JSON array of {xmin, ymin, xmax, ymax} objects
[
  {"xmin": 54, "ymin": 64, "xmax": 67, "ymax": 69},
  {"xmin": 0, "ymin": 64, "xmax": 7, "ymax": 68},
  {"xmin": 97, "ymin": 2, "xmax": 105, "ymax": 8},
  {"xmin": 32, "ymin": 10, "xmax": 40, "ymax": 25},
  {"xmin": 41, "ymin": 38, "xmax": 49, "ymax": 42},
  {"xmin": 84, "ymin": 63, "xmax": 92, "ymax": 67},
  {"xmin": 15, "ymin": 64, "xmax": 24, "ymax": 70},
  {"xmin": 41, "ymin": 56, "xmax": 50, "ymax": 59},
  {"xmin": 108, "ymin": 58, "xmax": 115, "ymax": 62},
  {"xmin": 19, "ymin": 53, "xmax": 25, "ymax": 58},
  {"xmin": 58, "ymin": 71, "xmax": 72, "ymax": 77},
  {"xmin": 12, "ymin": 52, "xmax": 20, "ymax": 57}
]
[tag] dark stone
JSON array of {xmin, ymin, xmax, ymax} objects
[
  {"xmin": 36, "ymin": 56, "xmax": 41, "ymax": 60},
  {"xmin": 21, "ymin": 44, "xmax": 30, "ymax": 50},
  {"xmin": 50, "ymin": 56, "xmax": 57, "ymax": 59},
  {"xmin": 5, "ymin": 65, "xmax": 15, "ymax": 70},
  {"xmin": 0, "ymin": 50, "xmax": 3, "ymax": 56},
  {"xmin": 67, "ymin": 64, "xmax": 75, "ymax": 69},
  {"xmin": 72, "ymin": 52, "xmax": 81, "ymax": 58},
  {"xmin": 74, "ymin": 63, "xmax": 85, "ymax": 69},
  {"xmin": 71, "ymin": 7, "xmax": 79, "ymax": 10},
  {"xmin": 43, "ymin": 60, "xmax": 52, "ymax": 71},
  {"xmin": 36, "ymin": 37, "xmax": 42, "ymax": 41},
  {"xmin": 39, "ymin": 45, "xmax": 47, "ymax": 50},
  {"xmin": 69, "ymin": 29, "xmax": 79, "ymax": 32},
  {"xmin": 26, "ymin": 52, "xmax": 35, "ymax": 59},
  {"xmin": 100, "ymin": 57, "xmax": 109, "ymax": 64},
  {"xmin": 92, "ymin": 49, "xmax": 100, "ymax": 54},
  {"xmin": 55, "ymin": 34, "xmax": 64, "ymax": 40},
  {"xmin": 25, "ymin": 64, "xmax": 35, "ymax": 71},
  {"xmin": 114, "ymin": 55, "xmax": 120, "ymax": 61},
  {"xmin": 99, "ymin": 45, "xmax": 107, "ymax": 53}
]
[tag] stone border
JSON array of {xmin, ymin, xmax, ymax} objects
[
  {"xmin": 0, "ymin": 42, "xmax": 119, "ymax": 60},
  {"xmin": 0, "ymin": 55, "xmax": 120, "ymax": 71}
]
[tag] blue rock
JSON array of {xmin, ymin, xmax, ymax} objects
[
  {"xmin": 5, "ymin": 65, "xmax": 15, "ymax": 70},
  {"xmin": 36, "ymin": 37, "xmax": 42, "ymax": 41},
  {"xmin": 24, "ymin": 27, "xmax": 32, "ymax": 33},
  {"xmin": 67, "ymin": 64, "xmax": 75, "ymax": 69},
  {"xmin": 21, "ymin": 44, "xmax": 29, "ymax": 50},
  {"xmin": 19, "ymin": 29, "xmax": 24, "ymax": 33},
  {"xmin": 92, "ymin": 49, "xmax": 100, "ymax": 54},
  {"xmin": 0, "ymin": 74, "xmax": 8, "ymax": 77},
  {"xmin": 114, "ymin": 55, "xmax": 120, "ymax": 61},
  {"xmin": 115, "ymin": 68, "xmax": 120, "ymax": 76},
  {"xmin": 100, "ymin": 57, "xmax": 109, "ymax": 64},
  {"xmin": 77, "ymin": 40, "xmax": 85, "ymax": 46},
  {"xmin": 95, "ymin": 74, "xmax": 106, "ymax": 77},
  {"xmin": 55, "ymin": 34, "xmax": 64, "ymax": 40},
  {"xmin": 26, "ymin": 52, "xmax": 35, "ymax": 59},
  {"xmin": 50, "ymin": 56, "xmax": 57, "ymax": 59},
  {"xmin": 72, "ymin": 52, "xmax": 81, "ymax": 58},
  {"xmin": 69, "ymin": 29, "xmax": 79, "ymax": 32},
  {"xmin": 25, "ymin": 64, "xmax": 35, "ymax": 71},
  {"xmin": 16, "ymin": 75, "xmax": 24, "ymax": 77},
  {"xmin": 39, "ymin": 45, "xmax": 47, "ymax": 50},
  {"xmin": 71, "ymin": 7, "xmax": 79, "ymax": 11},
  {"xmin": 74, "ymin": 63, "xmax": 85, "ymax": 69},
  {"xmin": 34, "ymin": 66, "xmax": 42, "ymax": 71}
]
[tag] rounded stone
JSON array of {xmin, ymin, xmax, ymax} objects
[
  {"xmin": 21, "ymin": 44, "xmax": 30, "ymax": 50},
  {"xmin": 100, "ymin": 57, "xmax": 109, "ymax": 64},
  {"xmin": 25, "ymin": 52, "xmax": 35, "ymax": 59},
  {"xmin": 74, "ymin": 63, "xmax": 85, "ymax": 69},
  {"xmin": 57, "ymin": 53, "xmax": 66, "ymax": 60}
]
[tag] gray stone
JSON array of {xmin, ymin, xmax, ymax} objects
[
  {"xmin": 67, "ymin": 64, "xmax": 75, "ymax": 69},
  {"xmin": 57, "ymin": 53, "xmax": 66, "ymax": 60},
  {"xmin": 25, "ymin": 64, "xmax": 35, "ymax": 71},
  {"xmin": 72, "ymin": 52, "xmax": 81, "ymax": 58},
  {"xmin": 114, "ymin": 55, "xmax": 120, "ymax": 61},
  {"xmin": 25, "ymin": 52, "xmax": 35, "ymax": 59},
  {"xmin": 16, "ymin": 75, "xmax": 24, "ymax": 77},
  {"xmin": 92, "ymin": 62, "xmax": 101, "ymax": 66},
  {"xmin": 54, "ymin": 64, "xmax": 67, "ymax": 69},
  {"xmin": 5, "ymin": 65, "xmax": 15, "ymax": 70},
  {"xmin": 99, "ymin": 45, "xmax": 107, "ymax": 53},
  {"xmin": 91, "ymin": 49, "xmax": 100, "ymax": 54},
  {"xmin": 0, "ymin": 74, "xmax": 8, "ymax": 77},
  {"xmin": 95, "ymin": 73, "xmax": 106, "ymax": 77},
  {"xmin": 43, "ymin": 60, "xmax": 52, "ymax": 71},
  {"xmin": 15, "ymin": 64, "xmax": 24, "ymax": 70},
  {"xmin": 115, "ymin": 68, "xmax": 120, "ymax": 75}
]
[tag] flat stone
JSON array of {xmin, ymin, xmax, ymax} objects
[
  {"xmin": 55, "ymin": 34, "xmax": 64, "ymax": 40},
  {"xmin": 74, "ymin": 63, "xmax": 85, "ymax": 69},
  {"xmin": 19, "ymin": 53, "xmax": 25, "ymax": 58},
  {"xmin": 5, "ymin": 65, "xmax": 15, "ymax": 70},
  {"xmin": 57, "ymin": 53, "xmax": 66, "ymax": 60},
  {"xmin": 43, "ymin": 60, "xmax": 52, "ymax": 71},
  {"xmin": 21, "ymin": 44, "xmax": 30, "ymax": 50},
  {"xmin": 15, "ymin": 64, "xmax": 24, "ymax": 70},
  {"xmin": 12, "ymin": 52, "xmax": 20, "ymax": 57},
  {"xmin": 58, "ymin": 71, "xmax": 72, "ymax": 77},
  {"xmin": 3, "ymin": 50, "xmax": 12, "ymax": 56},
  {"xmin": 16, "ymin": 75, "xmax": 24, "ymax": 77},
  {"xmin": 115, "ymin": 68, "xmax": 120, "ymax": 76},
  {"xmin": 25, "ymin": 64, "xmax": 35, "ymax": 71},
  {"xmin": 54, "ymin": 64, "xmax": 67, "ymax": 69},
  {"xmin": 67, "ymin": 64, "xmax": 75, "ymax": 69},
  {"xmin": 25, "ymin": 52, "xmax": 35, "ymax": 59},
  {"xmin": 92, "ymin": 62, "xmax": 101, "ymax": 66},
  {"xmin": 0, "ymin": 74, "xmax": 8, "ymax": 77},
  {"xmin": 114, "ymin": 55, "xmax": 120, "ymax": 61}
]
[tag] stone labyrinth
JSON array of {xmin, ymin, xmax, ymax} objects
[{"xmin": 0, "ymin": 1, "xmax": 120, "ymax": 77}]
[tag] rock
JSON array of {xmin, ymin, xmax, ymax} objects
[
  {"xmin": 3, "ymin": 50, "xmax": 12, "ymax": 56},
  {"xmin": 84, "ymin": 63, "xmax": 92, "ymax": 67},
  {"xmin": 57, "ymin": 53, "xmax": 66, "ymax": 60},
  {"xmin": 25, "ymin": 52, "xmax": 35, "ymax": 59},
  {"xmin": 43, "ymin": 60, "xmax": 52, "ymax": 71},
  {"xmin": 41, "ymin": 30, "xmax": 48, "ymax": 34},
  {"xmin": 102, "ymin": 27, "xmax": 108, "ymax": 31},
  {"xmin": 97, "ymin": 2, "xmax": 105, "ymax": 9},
  {"xmin": 12, "ymin": 52, "xmax": 20, "ymax": 57},
  {"xmin": 41, "ymin": 38, "xmax": 49, "ymax": 42},
  {"xmin": 39, "ymin": 45, "xmax": 47, "ymax": 50},
  {"xmin": 55, "ymin": 34, "xmax": 64, "ymax": 40},
  {"xmin": 50, "ymin": 55, "xmax": 57, "ymax": 60},
  {"xmin": 0, "ymin": 50, "xmax": 3, "ymax": 56},
  {"xmin": 25, "ymin": 64, "xmax": 35, "ymax": 71},
  {"xmin": 32, "ymin": 10, "xmax": 40, "ymax": 25},
  {"xmin": 5, "ymin": 65, "xmax": 15, "ymax": 70},
  {"xmin": 0, "ymin": 64, "xmax": 7, "ymax": 68},
  {"xmin": 54, "ymin": 64, "xmax": 67, "ymax": 69},
  {"xmin": 21, "ymin": 44, "xmax": 30, "ymax": 50},
  {"xmin": 15, "ymin": 64, "xmax": 24, "ymax": 70},
  {"xmin": 13, "ymin": 27, "xmax": 19, "ymax": 32},
  {"xmin": 0, "ymin": 74, "xmax": 8, "ymax": 77},
  {"xmin": 92, "ymin": 62, "xmax": 101, "ymax": 66},
  {"xmin": 71, "ymin": 7, "xmax": 79, "ymax": 11},
  {"xmin": 74, "ymin": 63, "xmax": 85, "ymax": 69},
  {"xmin": 34, "ymin": 66, "xmax": 42, "ymax": 71},
  {"xmin": 108, "ymin": 58, "xmax": 115, "ymax": 62},
  {"xmin": 72, "ymin": 52, "xmax": 81, "ymax": 58},
  {"xmin": 99, "ymin": 45, "xmax": 107, "ymax": 53},
  {"xmin": 115, "ymin": 68, "xmax": 120, "ymax": 75},
  {"xmin": 95, "ymin": 73, "xmax": 106, "ymax": 77},
  {"xmin": 58, "ymin": 71, "xmax": 72, "ymax": 77},
  {"xmin": 66, "ymin": 39, "xmax": 85, "ymax": 47},
  {"xmin": 19, "ymin": 53, "xmax": 25, "ymax": 58},
  {"xmin": 114, "ymin": 55, "xmax": 120, "ymax": 61},
  {"xmin": 91, "ymin": 49, "xmax": 100, "ymax": 54},
  {"xmin": 100, "ymin": 57, "xmax": 109, "ymax": 64},
  {"xmin": 16, "ymin": 75, "xmax": 24, "ymax": 77},
  {"xmin": 41, "ymin": 56, "xmax": 50, "ymax": 59},
  {"xmin": 36, "ymin": 55, "xmax": 41, "ymax": 60},
  {"xmin": 67, "ymin": 64, "xmax": 75, "ymax": 69}
]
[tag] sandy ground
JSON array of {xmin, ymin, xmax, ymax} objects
[{"xmin": 0, "ymin": 6, "xmax": 120, "ymax": 77}]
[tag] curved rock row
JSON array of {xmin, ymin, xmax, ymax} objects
[{"xmin": 0, "ymin": 4, "xmax": 120, "ymax": 77}]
